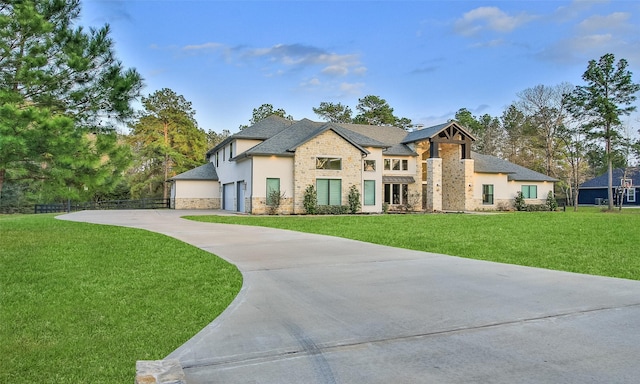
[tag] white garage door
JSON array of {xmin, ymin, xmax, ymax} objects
[{"xmin": 223, "ymin": 183, "xmax": 234, "ymax": 211}]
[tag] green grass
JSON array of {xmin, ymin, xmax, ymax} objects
[
  {"xmin": 0, "ymin": 214, "xmax": 242, "ymax": 384},
  {"xmin": 187, "ymin": 207, "xmax": 640, "ymax": 281}
]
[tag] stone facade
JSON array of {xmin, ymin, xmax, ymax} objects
[
  {"xmin": 251, "ymin": 196, "xmax": 294, "ymax": 215},
  {"xmin": 293, "ymin": 130, "xmax": 363, "ymax": 214},
  {"xmin": 171, "ymin": 198, "xmax": 220, "ymax": 210},
  {"xmin": 426, "ymin": 158, "xmax": 443, "ymax": 212}
]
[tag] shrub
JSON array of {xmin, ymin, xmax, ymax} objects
[
  {"xmin": 526, "ymin": 204, "xmax": 549, "ymax": 212},
  {"xmin": 382, "ymin": 202, "xmax": 389, "ymax": 214},
  {"xmin": 303, "ymin": 184, "xmax": 318, "ymax": 214},
  {"xmin": 514, "ymin": 191, "xmax": 527, "ymax": 211},
  {"xmin": 546, "ymin": 191, "xmax": 558, "ymax": 211},
  {"xmin": 316, "ymin": 205, "xmax": 350, "ymax": 215},
  {"xmin": 266, "ymin": 189, "xmax": 286, "ymax": 215},
  {"xmin": 347, "ymin": 185, "xmax": 361, "ymax": 214}
]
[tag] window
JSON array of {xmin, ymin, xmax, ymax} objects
[
  {"xmin": 229, "ymin": 143, "xmax": 233, "ymax": 159},
  {"xmin": 316, "ymin": 157, "xmax": 342, "ymax": 170},
  {"xmin": 266, "ymin": 178, "xmax": 280, "ymax": 206},
  {"xmin": 215, "ymin": 152, "xmax": 219, "ymax": 167},
  {"xmin": 522, "ymin": 185, "xmax": 537, "ymax": 199},
  {"xmin": 627, "ymin": 187, "xmax": 636, "ymax": 203},
  {"xmin": 364, "ymin": 160, "xmax": 376, "ymax": 171},
  {"xmin": 364, "ymin": 180, "xmax": 375, "ymax": 205},
  {"xmin": 317, "ymin": 179, "xmax": 341, "ymax": 205},
  {"xmin": 384, "ymin": 158, "xmax": 408, "ymax": 171},
  {"xmin": 482, "ymin": 184, "xmax": 494, "ymax": 205},
  {"xmin": 384, "ymin": 183, "xmax": 408, "ymax": 205}
]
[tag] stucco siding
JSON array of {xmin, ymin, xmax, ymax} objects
[
  {"xmin": 171, "ymin": 180, "xmax": 220, "ymax": 209},
  {"xmin": 251, "ymin": 156, "xmax": 295, "ymax": 214}
]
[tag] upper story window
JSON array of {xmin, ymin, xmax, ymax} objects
[
  {"xmin": 229, "ymin": 143, "xmax": 233, "ymax": 159},
  {"xmin": 316, "ymin": 157, "xmax": 342, "ymax": 170},
  {"xmin": 364, "ymin": 160, "xmax": 376, "ymax": 171},
  {"xmin": 384, "ymin": 159, "xmax": 408, "ymax": 171}
]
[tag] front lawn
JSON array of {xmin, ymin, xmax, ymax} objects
[
  {"xmin": 0, "ymin": 214, "xmax": 242, "ymax": 383},
  {"xmin": 187, "ymin": 207, "xmax": 640, "ymax": 281}
]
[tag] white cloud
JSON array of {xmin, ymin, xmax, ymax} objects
[
  {"xmin": 578, "ymin": 12, "xmax": 631, "ymax": 32},
  {"xmin": 454, "ymin": 6, "xmax": 536, "ymax": 36},
  {"xmin": 339, "ymin": 82, "xmax": 365, "ymax": 96},
  {"xmin": 182, "ymin": 42, "xmax": 225, "ymax": 52}
]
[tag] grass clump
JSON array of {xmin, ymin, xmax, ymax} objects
[
  {"xmin": 187, "ymin": 207, "xmax": 640, "ymax": 281},
  {"xmin": 0, "ymin": 214, "xmax": 242, "ymax": 383}
]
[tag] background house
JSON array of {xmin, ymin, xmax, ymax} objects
[
  {"xmin": 578, "ymin": 167, "xmax": 639, "ymax": 206},
  {"xmin": 170, "ymin": 116, "xmax": 557, "ymax": 213}
]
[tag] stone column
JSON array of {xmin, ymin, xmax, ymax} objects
[
  {"xmin": 462, "ymin": 159, "xmax": 475, "ymax": 211},
  {"xmin": 426, "ymin": 158, "xmax": 442, "ymax": 212}
]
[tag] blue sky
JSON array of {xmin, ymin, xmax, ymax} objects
[{"xmin": 79, "ymin": 0, "xmax": 640, "ymax": 135}]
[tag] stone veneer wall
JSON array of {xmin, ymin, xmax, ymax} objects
[
  {"xmin": 293, "ymin": 130, "xmax": 363, "ymax": 214},
  {"xmin": 250, "ymin": 197, "xmax": 294, "ymax": 215},
  {"xmin": 172, "ymin": 198, "xmax": 220, "ymax": 210},
  {"xmin": 462, "ymin": 159, "xmax": 475, "ymax": 211},
  {"xmin": 426, "ymin": 158, "xmax": 442, "ymax": 211},
  {"xmin": 441, "ymin": 143, "xmax": 463, "ymax": 211}
]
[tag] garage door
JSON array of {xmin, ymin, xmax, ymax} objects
[{"xmin": 223, "ymin": 183, "xmax": 235, "ymax": 210}]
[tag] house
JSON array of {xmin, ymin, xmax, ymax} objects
[
  {"xmin": 578, "ymin": 167, "xmax": 639, "ymax": 206},
  {"xmin": 169, "ymin": 116, "xmax": 557, "ymax": 213}
]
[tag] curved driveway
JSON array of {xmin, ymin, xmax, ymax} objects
[{"xmin": 60, "ymin": 210, "xmax": 640, "ymax": 384}]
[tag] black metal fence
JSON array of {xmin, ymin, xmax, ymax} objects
[{"xmin": 34, "ymin": 198, "xmax": 170, "ymax": 214}]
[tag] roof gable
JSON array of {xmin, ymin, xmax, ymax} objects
[
  {"xmin": 241, "ymin": 119, "xmax": 378, "ymax": 157},
  {"xmin": 402, "ymin": 121, "xmax": 476, "ymax": 144}
]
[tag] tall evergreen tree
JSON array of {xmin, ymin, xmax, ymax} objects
[
  {"xmin": 239, "ymin": 104, "xmax": 293, "ymax": 130},
  {"xmin": 128, "ymin": 89, "xmax": 206, "ymax": 199},
  {"xmin": 0, "ymin": 0, "xmax": 141, "ymax": 205},
  {"xmin": 313, "ymin": 102, "xmax": 353, "ymax": 123},
  {"xmin": 566, "ymin": 53, "xmax": 640, "ymax": 210}
]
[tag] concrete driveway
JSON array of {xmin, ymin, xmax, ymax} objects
[{"xmin": 60, "ymin": 210, "xmax": 640, "ymax": 383}]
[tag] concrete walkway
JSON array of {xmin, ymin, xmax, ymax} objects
[{"xmin": 60, "ymin": 210, "xmax": 640, "ymax": 383}]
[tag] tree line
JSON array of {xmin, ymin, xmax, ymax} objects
[{"xmin": 1, "ymin": 1, "xmax": 638, "ymax": 212}]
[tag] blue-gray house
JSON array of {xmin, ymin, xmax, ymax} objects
[{"xmin": 578, "ymin": 167, "xmax": 640, "ymax": 206}]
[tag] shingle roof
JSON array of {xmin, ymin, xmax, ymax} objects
[
  {"xmin": 334, "ymin": 123, "xmax": 416, "ymax": 155},
  {"xmin": 580, "ymin": 167, "xmax": 640, "ymax": 188},
  {"xmin": 471, "ymin": 152, "xmax": 558, "ymax": 182},
  {"xmin": 238, "ymin": 119, "xmax": 385, "ymax": 158},
  {"xmin": 206, "ymin": 115, "xmax": 295, "ymax": 156},
  {"xmin": 169, "ymin": 162, "xmax": 218, "ymax": 181}
]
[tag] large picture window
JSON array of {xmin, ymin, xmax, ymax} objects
[
  {"xmin": 316, "ymin": 157, "xmax": 342, "ymax": 170},
  {"xmin": 384, "ymin": 183, "xmax": 408, "ymax": 205},
  {"xmin": 482, "ymin": 184, "xmax": 494, "ymax": 205},
  {"xmin": 317, "ymin": 179, "xmax": 342, "ymax": 205},
  {"xmin": 364, "ymin": 180, "xmax": 375, "ymax": 205},
  {"xmin": 522, "ymin": 185, "xmax": 537, "ymax": 199}
]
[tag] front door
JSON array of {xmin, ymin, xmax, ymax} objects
[{"xmin": 237, "ymin": 181, "xmax": 245, "ymax": 212}]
